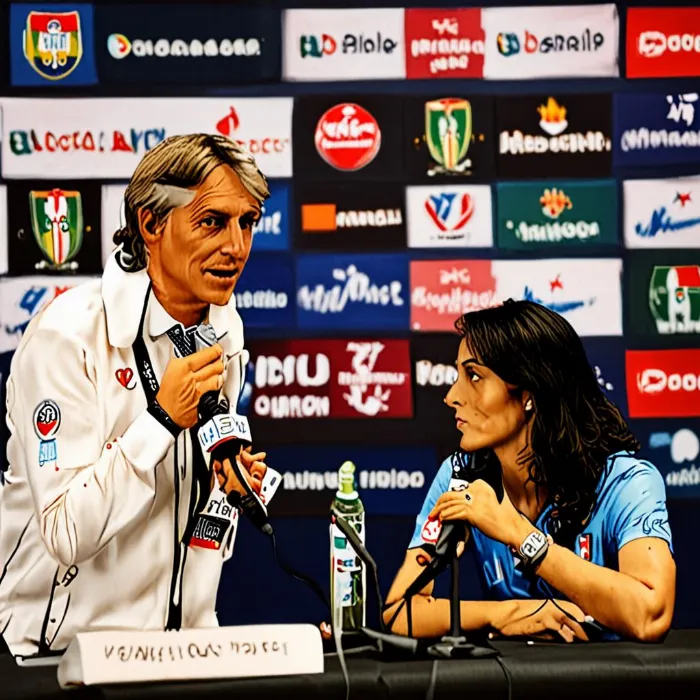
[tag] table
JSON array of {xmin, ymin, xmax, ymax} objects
[{"xmin": 4, "ymin": 630, "xmax": 700, "ymax": 700}]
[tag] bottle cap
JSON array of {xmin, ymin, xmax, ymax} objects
[{"xmin": 337, "ymin": 461, "xmax": 358, "ymax": 499}]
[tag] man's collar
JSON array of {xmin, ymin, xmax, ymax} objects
[{"xmin": 102, "ymin": 249, "xmax": 236, "ymax": 349}]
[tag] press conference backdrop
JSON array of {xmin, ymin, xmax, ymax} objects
[{"xmin": 0, "ymin": 0, "xmax": 700, "ymax": 632}]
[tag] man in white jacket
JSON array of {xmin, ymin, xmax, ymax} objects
[{"xmin": 0, "ymin": 133, "xmax": 272, "ymax": 658}]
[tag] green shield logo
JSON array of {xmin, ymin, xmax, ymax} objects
[
  {"xmin": 649, "ymin": 265, "xmax": 700, "ymax": 334},
  {"xmin": 425, "ymin": 98, "xmax": 472, "ymax": 175},
  {"xmin": 29, "ymin": 188, "xmax": 84, "ymax": 271}
]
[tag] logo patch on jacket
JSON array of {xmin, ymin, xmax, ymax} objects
[{"xmin": 578, "ymin": 533, "xmax": 592, "ymax": 561}]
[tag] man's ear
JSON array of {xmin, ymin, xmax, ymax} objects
[{"xmin": 137, "ymin": 208, "xmax": 163, "ymax": 248}]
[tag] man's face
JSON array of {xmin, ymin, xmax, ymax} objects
[{"xmin": 156, "ymin": 165, "xmax": 260, "ymax": 307}]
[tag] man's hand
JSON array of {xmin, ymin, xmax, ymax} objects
[
  {"xmin": 213, "ymin": 446, "xmax": 267, "ymax": 498},
  {"xmin": 155, "ymin": 344, "xmax": 224, "ymax": 429},
  {"xmin": 490, "ymin": 599, "xmax": 589, "ymax": 643}
]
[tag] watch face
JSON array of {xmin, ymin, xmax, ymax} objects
[{"xmin": 520, "ymin": 531, "xmax": 546, "ymax": 558}]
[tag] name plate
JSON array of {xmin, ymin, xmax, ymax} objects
[{"xmin": 57, "ymin": 624, "xmax": 324, "ymax": 688}]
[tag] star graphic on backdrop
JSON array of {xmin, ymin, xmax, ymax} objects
[
  {"xmin": 674, "ymin": 192, "xmax": 692, "ymax": 207},
  {"xmin": 550, "ymin": 275, "xmax": 563, "ymax": 292}
]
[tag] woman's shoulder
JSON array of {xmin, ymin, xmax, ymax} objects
[{"xmin": 598, "ymin": 450, "xmax": 666, "ymax": 497}]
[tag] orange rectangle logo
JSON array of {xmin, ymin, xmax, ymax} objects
[{"xmin": 302, "ymin": 204, "xmax": 337, "ymax": 232}]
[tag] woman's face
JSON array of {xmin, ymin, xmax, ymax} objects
[{"xmin": 445, "ymin": 339, "xmax": 530, "ymax": 452}]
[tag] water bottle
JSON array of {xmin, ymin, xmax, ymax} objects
[{"xmin": 330, "ymin": 461, "xmax": 366, "ymax": 634}]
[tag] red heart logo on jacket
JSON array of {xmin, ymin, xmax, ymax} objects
[{"xmin": 115, "ymin": 368, "xmax": 135, "ymax": 389}]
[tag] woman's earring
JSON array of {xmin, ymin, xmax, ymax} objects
[{"xmin": 525, "ymin": 399, "xmax": 533, "ymax": 412}]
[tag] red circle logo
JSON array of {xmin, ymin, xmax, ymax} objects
[{"xmin": 314, "ymin": 103, "xmax": 381, "ymax": 171}]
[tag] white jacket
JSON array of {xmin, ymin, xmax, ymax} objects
[{"xmin": 0, "ymin": 252, "xmax": 250, "ymax": 658}]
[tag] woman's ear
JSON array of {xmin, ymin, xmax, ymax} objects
[{"xmin": 137, "ymin": 208, "xmax": 161, "ymax": 247}]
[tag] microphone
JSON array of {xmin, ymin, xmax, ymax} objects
[{"xmin": 193, "ymin": 324, "xmax": 273, "ymax": 537}]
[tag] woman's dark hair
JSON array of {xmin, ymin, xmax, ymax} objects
[{"xmin": 455, "ymin": 299, "xmax": 640, "ymax": 548}]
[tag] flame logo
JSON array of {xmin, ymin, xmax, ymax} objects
[
  {"xmin": 537, "ymin": 97, "xmax": 568, "ymax": 137},
  {"xmin": 540, "ymin": 188, "xmax": 573, "ymax": 219}
]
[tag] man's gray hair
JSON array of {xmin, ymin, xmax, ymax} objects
[{"xmin": 114, "ymin": 133, "xmax": 270, "ymax": 271}]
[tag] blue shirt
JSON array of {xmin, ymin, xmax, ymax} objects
[{"xmin": 409, "ymin": 451, "xmax": 673, "ymax": 639}]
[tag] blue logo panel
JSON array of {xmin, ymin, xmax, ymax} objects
[
  {"xmin": 634, "ymin": 421, "xmax": 700, "ymax": 499},
  {"xmin": 263, "ymin": 445, "xmax": 439, "ymax": 516},
  {"xmin": 581, "ymin": 337, "xmax": 627, "ymax": 416},
  {"xmin": 614, "ymin": 92, "xmax": 700, "ymax": 168},
  {"xmin": 235, "ymin": 253, "xmax": 295, "ymax": 329},
  {"xmin": 10, "ymin": 4, "xmax": 97, "ymax": 86},
  {"xmin": 252, "ymin": 181, "xmax": 290, "ymax": 252},
  {"xmin": 296, "ymin": 253, "xmax": 409, "ymax": 331}
]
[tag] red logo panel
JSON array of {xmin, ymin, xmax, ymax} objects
[
  {"xmin": 627, "ymin": 8, "xmax": 700, "ymax": 78},
  {"xmin": 626, "ymin": 349, "xmax": 700, "ymax": 418},
  {"xmin": 404, "ymin": 9, "xmax": 485, "ymax": 79},
  {"xmin": 249, "ymin": 339, "xmax": 413, "ymax": 419}
]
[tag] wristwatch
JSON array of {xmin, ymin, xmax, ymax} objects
[{"xmin": 514, "ymin": 530, "xmax": 550, "ymax": 572}]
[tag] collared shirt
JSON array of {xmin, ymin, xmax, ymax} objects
[
  {"xmin": 409, "ymin": 451, "xmax": 674, "ymax": 641},
  {"xmin": 0, "ymin": 250, "xmax": 249, "ymax": 658}
]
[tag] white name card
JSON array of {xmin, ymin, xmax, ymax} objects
[{"xmin": 57, "ymin": 624, "xmax": 324, "ymax": 688}]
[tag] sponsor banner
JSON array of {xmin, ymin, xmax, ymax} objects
[
  {"xmin": 614, "ymin": 92, "xmax": 700, "ymax": 169},
  {"xmin": 297, "ymin": 183, "xmax": 405, "ymax": 251},
  {"xmin": 626, "ymin": 349, "xmax": 700, "ymax": 418},
  {"xmin": 252, "ymin": 180, "xmax": 291, "ymax": 252},
  {"xmin": 637, "ymin": 422, "xmax": 700, "ymax": 498},
  {"xmin": 296, "ymin": 253, "xmax": 409, "ymax": 331},
  {"xmin": 234, "ymin": 253, "xmax": 295, "ymax": 329},
  {"xmin": 496, "ymin": 180, "xmax": 617, "ymax": 250},
  {"xmin": 623, "ymin": 177, "xmax": 700, "ymax": 250},
  {"xmin": 411, "ymin": 334, "xmax": 462, "ymax": 444},
  {"xmin": 0, "ymin": 97, "xmax": 293, "ymax": 179},
  {"xmin": 405, "ymin": 184, "xmax": 493, "ymax": 249},
  {"xmin": 627, "ymin": 8, "xmax": 700, "ymax": 79},
  {"xmin": 283, "ymin": 8, "xmax": 404, "ymax": 81},
  {"xmin": 0, "ymin": 276, "xmax": 96, "ymax": 353},
  {"xmin": 95, "ymin": 4, "xmax": 281, "ymax": 85},
  {"xmin": 580, "ymin": 337, "xmax": 627, "ymax": 416},
  {"xmin": 292, "ymin": 95, "xmax": 403, "ymax": 183},
  {"xmin": 7, "ymin": 180, "xmax": 103, "ymax": 276},
  {"xmin": 246, "ymin": 338, "xmax": 413, "ymax": 420},
  {"xmin": 10, "ymin": 4, "xmax": 98, "ymax": 86},
  {"xmin": 404, "ymin": 9, "xmax": 485, "ymax": 79},
  {"xmin": 101, "ymin": 183, "xmax": 126, "ymax": 267},
  {"xmin": 496, "ymin": 93, "xmax": 613, "ymax": 179},
  {"xmin": 625, "ymin": 250, "xmax": 700, "ymax": 337},
  {"xmin": 482, "ymin": 4, "xmax": 619, "ymax": 80},
  {"xmin": 410, "ymin": 257, "xmax": 622, "ymax": 336},
  {"xmin": 0, "ymin": 352, "xmax": 11, "ymax": 475},
  {"xmin": 0, "ymin": 187, "xmax": 7, "ymax": 274},
  {"xmin": 259, "ymin": 445, "xmax": 437, "ymax": 516},
  {"xmin": 404, "ymin": 95, "xmax": 496, "ymax": 183}
]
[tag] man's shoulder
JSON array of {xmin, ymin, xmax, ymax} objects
[{"xmin": 24, "ymin": 279, "xmax": 105, "ymax": 345}]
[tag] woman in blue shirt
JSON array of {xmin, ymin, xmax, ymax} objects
[{"xmin": 384, "ymin": 300, "xmax": 675, "ymax": 643}]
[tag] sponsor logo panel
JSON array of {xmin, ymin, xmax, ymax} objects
[
  {"xmin": 626, "ymin": 251, "xmax": 700, "ymax": 337},
  {"xmin": 404, "ymin": 9, "xmax": 485, "ymax": 79},
  {"xmin": 627, "ymin": 8, "xmax": 700, "ymax": 79},
  {"xmin": 246, "ymin": 339, "xmax": 412, "ymax": 420},
  {"xmin": 0, "ymin": 276, "xmax": 97, "ymax": 353},
  {"xmin": 580, "ymin": 337, "xmax": 628, "ymax": 416},
  {"xmin": 482, "ymin": 4, "xmax": 619, "ymax": 80},
  {"xmin": 496, "ymin": 94, "xmax": 613, "ymax": 179},
  {"xmin": 283, "ymin": 9, "xmax": 405, "ymax": 81},
  {"xmin": 258, "ymin": 445, "xmax": 437, "ymax": 516},
  {"xmin": 497, "ymin": 180, "xmax": 617, "ymax": 250},
  {"xmin": 296, "ymin": 253, "xmax": 409, "ymax": 330},
  {"xmin": 0, "ymin": 97, "xmax": 293, "ymax": 179},
  {"xmin": 0, "ymin": 186, "xmax": 7, "ymax": 274},
  {"xmin": 7, "ymin": 180, "xmax": 102, "ymax": 276},
  {"xmin": 101, "ymin": 183, "xmax": 126, "ymax": 267},
  {"xmin": 626, "ymin": 349, "xmax": 700, "ymax": 418},
  {"xmin": 614, "ymin": 92, "xmax": 700, "ymax": 169},
  {"xmin": 410, "ymin": 258, "xmax": 622, "ymax": 336},
  {"xmin": 251, "ymin": 181, "xmax": 291, "ymax": 252},
  {"xmin": 234, "ymin": 253, "xmax": 295, "ymax": 329},
  {"xmin": 292, "ymin": 96, "xmax": 403, "ymax": 183},
  {"xmin": 404, "ymin": 95, "xmax": 496, "ymax": 183},
  {"xmin": 623, "ymin": 176, "xmax": 700, "ymax": 249},
  {"xmin": 637, "ymin": 422, "xmax": 700, "ymax": 498},
  {"xmin": 95, "ymin": 4, "xmax": 281, "ymax": 84},
  {"xmin": 10, "ymin": 4, "xmax": 98, "ymax": 86},
  {"xmin": 297, "ymin": 182, "xmax": 406, "ymax": 251},
  {"xmin": 406, "ymin": 184, "xmax": 493, "ymax": 248}
]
